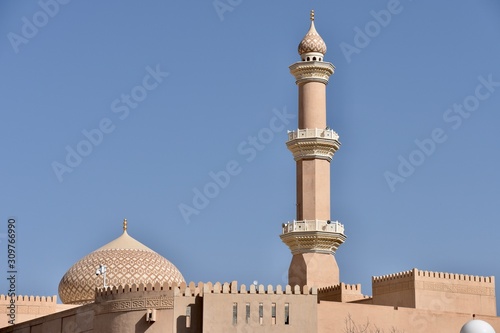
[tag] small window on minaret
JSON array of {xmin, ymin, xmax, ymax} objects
[
  {"xmin": 271, "ymin": 303, "xmax": 276, "ymax": 325},
  {"xmin": 245, "ymin": 303, "xmax": 250, "ymax": 323},
  {"xmin": 232, "ymin": 303, "xmax": 237, "ymax": 325},
  {"xmin": 313, "ymin": 57, "xmax": 316, "ymax": 60}
]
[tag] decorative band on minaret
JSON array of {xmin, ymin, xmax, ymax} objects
[{"xmin": 280, "ymin": 10, "xmax": 346, "ymax": 289}]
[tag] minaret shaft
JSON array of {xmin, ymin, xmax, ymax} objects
[
  {"xmin": 296, "ymin": 159, "xmax": 330, "ymax": 220},
  {"xmin": 298, "ymin": 81, "xmax": 327, "ymax": 129}
]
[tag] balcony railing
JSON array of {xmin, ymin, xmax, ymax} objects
[
  {"xmin": 287, "ymin": 128, "xmax": 339, "ymax": 141},
  {"xmin": 282, "ymin": 220, "xmax": 344, "ymax": 234}
]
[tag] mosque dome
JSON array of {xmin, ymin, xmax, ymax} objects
[
  {"xmin": 298, "ymin": 10, "xmax": 327, "ymax": 60},
  {"xmin": 460, "ymin": 319, "xmax": 496, "ymax": 333},
  {"xmin": 58, "ymin": 219, "xmax": 185, "ymax": 304}
]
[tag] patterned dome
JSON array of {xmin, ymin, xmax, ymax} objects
[
  {"xmin": 58, "ymin": 220, "xmax": 185, "ymax": 304},
  {"xmin": 298, "ymin": 11, "xmax": 327, "ymax": 56}
]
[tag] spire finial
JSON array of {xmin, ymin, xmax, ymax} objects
[
  {"xmin": 310, "ymin": 9, "xmax": 315, "ymax": 21},
  {"xmin": 123, "ymin": 218, "xmax": 128, "ymax": 232}
]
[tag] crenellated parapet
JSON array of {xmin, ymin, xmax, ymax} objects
[
  {"xmin": 318, "ymin": 283, "xmax": 370, "ymax": 303},
  {"xmin": 372, "ymin": 269, "xmax": 415, "ymax": 285},
  {"xmin": 0, "ymin": 294, "xmax": 67, "ymax": 325},
  {"xmin": 372, "ymin": 268, "xmax": 495, "ymax": 291},
  {"xmin": 95, "ymin": 281, "xmax": 318, "ymax": 299},
  {"xmin": 0, "ymin": 295, "xmax": 57, "ymax": 304},
  {"xmin": 415, "ymin": 269, "xmax": 495, "ymax": 284},
  {"xmin": 201, "ymin": 281, "xmax": 317, "ymax": 295},
  {"xmin": 95, "ymin": 281, "xmax": 178, "ymax": 299}
]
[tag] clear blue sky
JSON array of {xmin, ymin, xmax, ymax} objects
[{"xmin": 1, "ymin": 0, "xmax": 500, "ymax": 309}]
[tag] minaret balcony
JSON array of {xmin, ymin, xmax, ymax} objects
[
  {"xmin": 289, "ymin": 61, "xmax": 335, "ymax": 85},
  {"xmin": 280, "ymin": 220, "xmax": 346, "ymax": 255},
  {"xmin": 286, "ymin": 128, "xmax": 340, "ymax": 161}
]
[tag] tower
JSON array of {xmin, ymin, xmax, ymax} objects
[{"xmin": 280, "ymin": 10, "xmax": 346, "ymax": 288}]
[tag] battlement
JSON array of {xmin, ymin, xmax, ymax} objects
[
  {"xmin": 318, "ymin": 283, "xmax": 369, "ymax": 303},
  {"xmin": 95, "ymin": 281, "xmax": 317, "ymax": 300},
  {"xmin": 319, "ymin": 283, "xmax": 361, "ymax": 293},
  {"xmin": 416, "ymin": 269, "xmax": 495, "ymax": 283},
  {"xmin": 372, "ymin": 269, "xmax": 415, "ymax": 284},
  {"xmin": 96, "ymin": 281, "xmax": 178, "ymax": 298},
  {"xmin": 372, "ymin": 268, "xmax": 495, "ymax": 285},
  {"xmin": 0, "ymin": 294, "xmax": 63, "ymax": 327},
  {"xmin": 201, "ymin": 281, "xmax": 317, "ymax": 295},
  {"xmin": 0, "ymin": 295, "xmax": 57, "ymax": 304}
]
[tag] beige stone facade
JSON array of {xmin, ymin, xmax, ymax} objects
[
  {"xmin": 1, "ymin": 10, "xmax": 498, "ymax": 333},
  {"xmin": 1, "ymin": 274, "xmax": 498, "ymax": 332}
]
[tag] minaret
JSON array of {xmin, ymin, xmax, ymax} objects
[{"xmin": 280, "ymin": 10, "xmax": 346, "ymax": 288}]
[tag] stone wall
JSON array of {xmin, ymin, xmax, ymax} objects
[
  {"xmin": 202, "ymin": 282, "xmax": 318, "ymax": 333},
  {"xmin": 413, "ymin": 269, "xmax": 496, "ymax": 315},
  {"xmin": 318, "ymin": 300, "xmax": 500, "ymax": 333},
  {"xmin": 0, "ymin": 295, "xmax": 77, "ymax": 328},
  {"xmin": 371, "ymin": 268, "xmax": 496, "ymax": 316}
]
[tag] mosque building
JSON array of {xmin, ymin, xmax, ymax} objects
[{"xmin": 1, "ymin": 11, "xmax": 499, "ymax": 333}]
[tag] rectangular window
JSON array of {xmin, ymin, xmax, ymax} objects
[
  {"xmin": 186, "ymin": 306, "xmax": 191, "ymax": 328},
  {"xmin": 259, "ymin": 302, "xmax": 263, "ymax": 325},
  {"xmin": 245, "ymin": 303, "xmax": 250, "ymax": 324},
  {"xmin": 271, "ymin": 303, "xmax": 276, "ymax": 325},
  {"xmin": 284, "ymin": 303, "xmax": 289, "ymax": 325},
  {"xmin": 232, "ymin": 302, "xmax": 238, "ymax": 325}
]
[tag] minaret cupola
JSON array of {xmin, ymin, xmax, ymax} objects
[{"xmin": 298, "ymin": 10, "xmax": 327, "ymax": 62}]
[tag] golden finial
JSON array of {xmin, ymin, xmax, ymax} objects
[
  {"xmin": 123, "ymin": 218, "xmax": 128, "ymax": 232},
  {"xmin": 310, "ymin": 9, "xmax": 315, "ymax": 21}
]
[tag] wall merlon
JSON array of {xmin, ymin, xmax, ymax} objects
[
  {"xmin": 372, "ymin": 269, "xmax": 415, "ymax": 284},
  {"xmin": 0, "ymin": 295, "xmax": 57, "ymax": 304},
  {"xmin": 318, "ymin": 283, "xmax": 367, "ymax": 303},
  {"xmin": 416, "ymin": 269, "xmax": 495, "ymax": 284},
  {"xmin": 198, "ymin": 282, "xmax": 316, "ymax": 295},
  {"xmin": 95, "ymin": 281, "xmax": 179, "ymax": 298},
  {"xmin": 95, "ymin": 280, "xmax": 320, "ymax": 302},
  {"xmin": 318, "ymin": 283, "xmax": 363, "ymax": 294}
]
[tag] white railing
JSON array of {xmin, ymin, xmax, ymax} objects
[
  {"xmin": 282, "ymin": 220, "xmax": 344, "ymax": 234},
  {"xmin": 287, "ymin": 128, "xmax": 339, "ymax": 141}
]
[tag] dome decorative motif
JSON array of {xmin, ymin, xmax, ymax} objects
[
  {"xmin": 298, "ymin": 10, "xmax": 327, "ymax": 56},
  {"xmin": 58, "ymin": 220, "xmax": 185, "ymax": 304}
]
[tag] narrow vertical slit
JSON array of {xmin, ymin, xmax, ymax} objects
[
  {"xmin": 232, "ymin": 302, "xmax": 238, "ymax": 325},
  {"xmin": 284, "ymin": 303, "xmax": 289, "ymax": 325},
  {"xmin": 186, "ymin": 306, "xmax": 191, "ymax": 328},
  {"xmin": 259, "ymin": 302, "xmax": 263, "ymax": 325}
]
